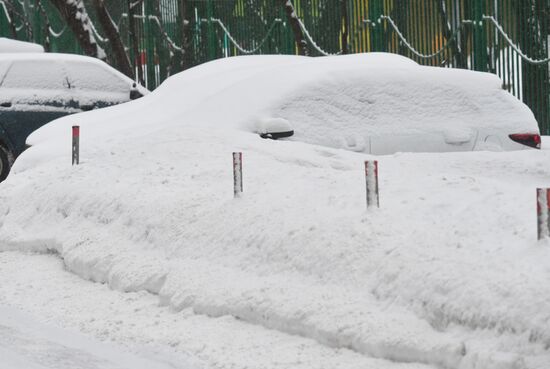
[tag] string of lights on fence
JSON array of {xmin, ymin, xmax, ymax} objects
[
  {"xmin": 296, "ymin": 18, "xmax": 342, "ymax": 56},
  {"xmin": 373, "ymin": 15, "xmax": 462, "ymax": 60},
  {"xmin": 482, "ymin": 15, "xmax": 550, "ymax": 65},
  {"xmin": 17, "ymin": 7, "xmax": 550, "ymax": 66},
  {"xmin": 209, "ymin": 17, "xmax": 283, "ymax": 55},
  {"xmin": 48, "ymin": 24, "xmax": 67, "ymax": 38}
]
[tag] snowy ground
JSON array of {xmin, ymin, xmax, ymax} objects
[
  {"xmin": 0, "ymin": 251, "xmax": 432, "ymax": 369},
  {"xmin": 0, "ymin": 299, "xmax": 197, "ymax": 369},
  {"xmin": 2, "ymin": 146, "xmax": 550, "ymax": 369},
  {"xmin": 1, "ymin": 54, "xmax": 549, "ymax": 369}
]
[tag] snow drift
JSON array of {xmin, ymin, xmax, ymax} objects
[{"xmin": 0, "ymin": 53, "xmax": 549, "ymax": 369}]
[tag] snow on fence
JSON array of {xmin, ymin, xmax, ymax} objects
[
  {"xmin": 537, "ymin": 188, "xmax": 550, "ymax": 240},
  {"xmin": 72, "ymin": 126, "xmax": 80, "ymax": 166},
  {"xmin": 233, "ymin": 152, "xmax": 243, "ymax": 198},
  {"xmin": 365, "ymin": 161, "xmax": 379, "ymax": 209}
]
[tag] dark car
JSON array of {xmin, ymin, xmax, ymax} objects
[{"xmin": 0, "ymin": 53, "xmax": 148, "ymax": 181}]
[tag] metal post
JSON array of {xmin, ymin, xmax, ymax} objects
[
  {"xmin": 206, "ymin": 0, "xmax": 215, "ymax": 60},
  {"xmin": 537, "ymin": 188, "xmax": 550, "ymax": 240},
  {"xmin": 72, "ymin": 125, "xmax": 80, "ymax": 165},
  {"xmin": 365, "ymin": 160, "xmax": 379, "ymax": 208},
  {"xmin": 368, "ymin": 0, "xmax": 384, "ymax": 52},
  {"xmin": 233, "ymin": 152, "xmax": 242, "ymax": 197},
  {"xmin": 472, "ymin": 0, "xmax": 487, "ymax": 72}
]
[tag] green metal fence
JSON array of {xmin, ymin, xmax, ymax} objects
[{"xmin": 1, "ymin": 0, "xmax": 549, "ymax": 133}]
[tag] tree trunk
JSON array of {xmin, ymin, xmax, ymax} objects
[
  {"xmin": 340, "ymin": 0, "xmax": 348, "ymax": 54},
  {"xmin": 92, "ymin": 0, "xmax": 133, "ymax": 78},
  {"xmin": 49, "ymin": 0, "xmax": 103, "ymax": 58},
  {"xmin": 434, "ymin": 0, "xmax": 467, "ymax": 68},
  {"xmin": 178, "ymin": 0, "xmax": 192, "ymax": 70},
  {"xmin": 519, "ymin": 0, "xmax": 550, "ymax": 133},
  {"xmin": 7, "ymin": 7, "xmax": 18, "ymax": 40},
  {"xmin": 279, "ymin": 0, "xmax": 308, "ymax": 56},
  {"xmin": 128, "ymin": 0, "xmax": 144, "ymax": 85},
  {"xmin": 36, "ymin": 0, "xmax": 51, "ymax": 51},
  {"xmin": 3, "ymin": 0, "xmax": 24, "ymax": 40}
]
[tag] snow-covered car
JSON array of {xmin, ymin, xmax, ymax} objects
[
  {"xmin": 0, "ymin": 52, "xmax": 148, "ymax": 181},
  {"xmin": 18, "ymin": 53, "xmax": 539, "ymax": 163},
  {"xmin": 248, "ymin": 55, "xmax": 540, "ymax": 155},
  {"xmin": 0, "ymin": 37, "xmax": 44, "ymax": 53}
]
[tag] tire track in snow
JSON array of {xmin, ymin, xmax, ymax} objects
[
  {"xmin": 0, "ymin": 250, "xmax": 436, "ymax": 369},
  {"xmin": 1, "ymin": 240, "xmax": 465, "ymax": 369}
]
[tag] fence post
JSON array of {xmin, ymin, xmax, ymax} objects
[
  {"xmin": 472, "ymin": 0, "xmax": 487, "ymax": 72},
  {"xmin": 368, "ymin": 0, "xmax": 385, "ymax": 52},
  {"xmin": 365, "ymin": 160, "xmax": 379, "ymax": 208},
  {"xmin": 206, "ymin": 0, "xmax": 215, "ymax": 60},
  {"xmin": 537, "ymin": 188, "xmax": 550, "ymax": 240},
  {"xmin": 233, "ymin": 152, "xmax": 243, "ymax": 197},
  {"xmin": 72, "ymin": 125, "xmax": 80, "ymax": 165}
]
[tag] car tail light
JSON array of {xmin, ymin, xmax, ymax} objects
[{"xmin": 509, "ymin": 133, "xmax": 541, "ymax": 149}]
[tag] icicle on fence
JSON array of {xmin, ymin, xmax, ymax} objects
[
  {"xmin": 233, "ymin": 152, "xmax": 243, "ymax": 198},
  {"xmin": 365, "ymin": 161, "xmax": 379, "ymax": 208},
  {"xmin": 72, "ymin": 126, "xmax": 80, "ymax": 166},
  {"xmin": 537, "ymin": 188, "xmax": 550, "ymax": 240}
]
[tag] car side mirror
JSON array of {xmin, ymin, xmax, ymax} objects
[
  {"xmin": 257, "ymin": 118, "xmax": 294, "ymax": 140},
  {"xmin": 130, "ymin": 83, "xmax": 143, "ymax": 100}
]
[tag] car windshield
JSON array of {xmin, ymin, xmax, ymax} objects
[{"xmin": 1, "ymin": 60, "xmax": 65, "ymax": 90}]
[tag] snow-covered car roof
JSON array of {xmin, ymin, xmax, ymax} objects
[
  {"xmin": 0, "ymin": 38, "xmax": 44, "ymax": 53},
  {"xmin": 0, "ymin": 52, "xmax": 131, "ymax": 83}
]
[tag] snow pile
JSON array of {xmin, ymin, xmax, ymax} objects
[
  {"xmin": 0, "ymin": 38, "xmax": 44, "ymax": 53},
  {"xmin": 1, "ymin": 53, "xmax": 549, "ymax": 369}
]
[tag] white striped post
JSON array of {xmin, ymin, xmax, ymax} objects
[
  {"xmin": 233, "ymin": 152, "xmax": 243, "ymax": 197},
  {"xmin": 537, "ymin": 188, "xmax": 550, "ymax": 240},
  {"xmin": 72, "ymin": 125, "xmax": 80, "ymax": 165},
  {"xmin": 365, "ymin": 160, "xmax": 379, "ymax": 208}
]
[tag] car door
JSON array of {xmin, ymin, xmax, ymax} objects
[
  {"xmin": 0, "ymin": 59, "xmax": 74, "ymax": 156},
  {"xmin": 369, "ymin": 127, "xmax": 479, "ymax": 154}
]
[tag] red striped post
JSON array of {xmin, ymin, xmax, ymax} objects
[
  {"xmin": 537, "ymin": 188, "xmax": 550, "ymax": 240},
  {"xmin": 365, "ymin": 160, "xmax": 379, "ymax": 208},
  {"xmin": 233, "ymin": 152, "xmax": 243, "ymax": 197},
  {"xmin": 72, "ymin": 125, "xmax": 80, "ymax": 165}
]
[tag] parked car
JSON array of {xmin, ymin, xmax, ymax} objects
[
  {"xmin": 0, "ymin": 52, "xmax": 148, "ymax": 181},
  {"xmin": 0, "ymin": 38, "xmax": 44, "ymax": 53},
  {"xmin": 245, "ymin": 54, "xmax": 541, "ymax": 154},
  {"xmin": 13, "ymin": 53, "xmax": 541, "ymax": 179}
]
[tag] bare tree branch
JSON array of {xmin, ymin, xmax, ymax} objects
[
  {"xmin": 49, "ymin": 0, "xmax": 104, "ymax": 59},
  {"xmin": 177, "ymin": 0, "xmax": 192, "ymax": 71},
  {"xmin": 340, "ymin": 0, "xmax": 348, "ymax": 54},
  {"xmin": 92, "ymin": 0, "xmax": 133, "ymax": 78},
  {"xmin": 434, "ymin": 0, "xmax": 467, "ymax": 68},
  {"xmin": 36, "ymin": 0, "xmax": 51, "ymax": 51},
  {"xmin": 127, "ymin": 0, "xmax": 144, "ymax": 85},
  {"xmin": 279, "ymin": 0, "xmax": 308, "ymax": 56}
]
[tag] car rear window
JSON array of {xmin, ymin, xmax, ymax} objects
[
  {"xmin": 66, "ymin": 61, "xmax": 129, "ymax": 93},
  {"xmin": 1, "ymin": 60, "xmax": 66, "ymax": 89}
]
